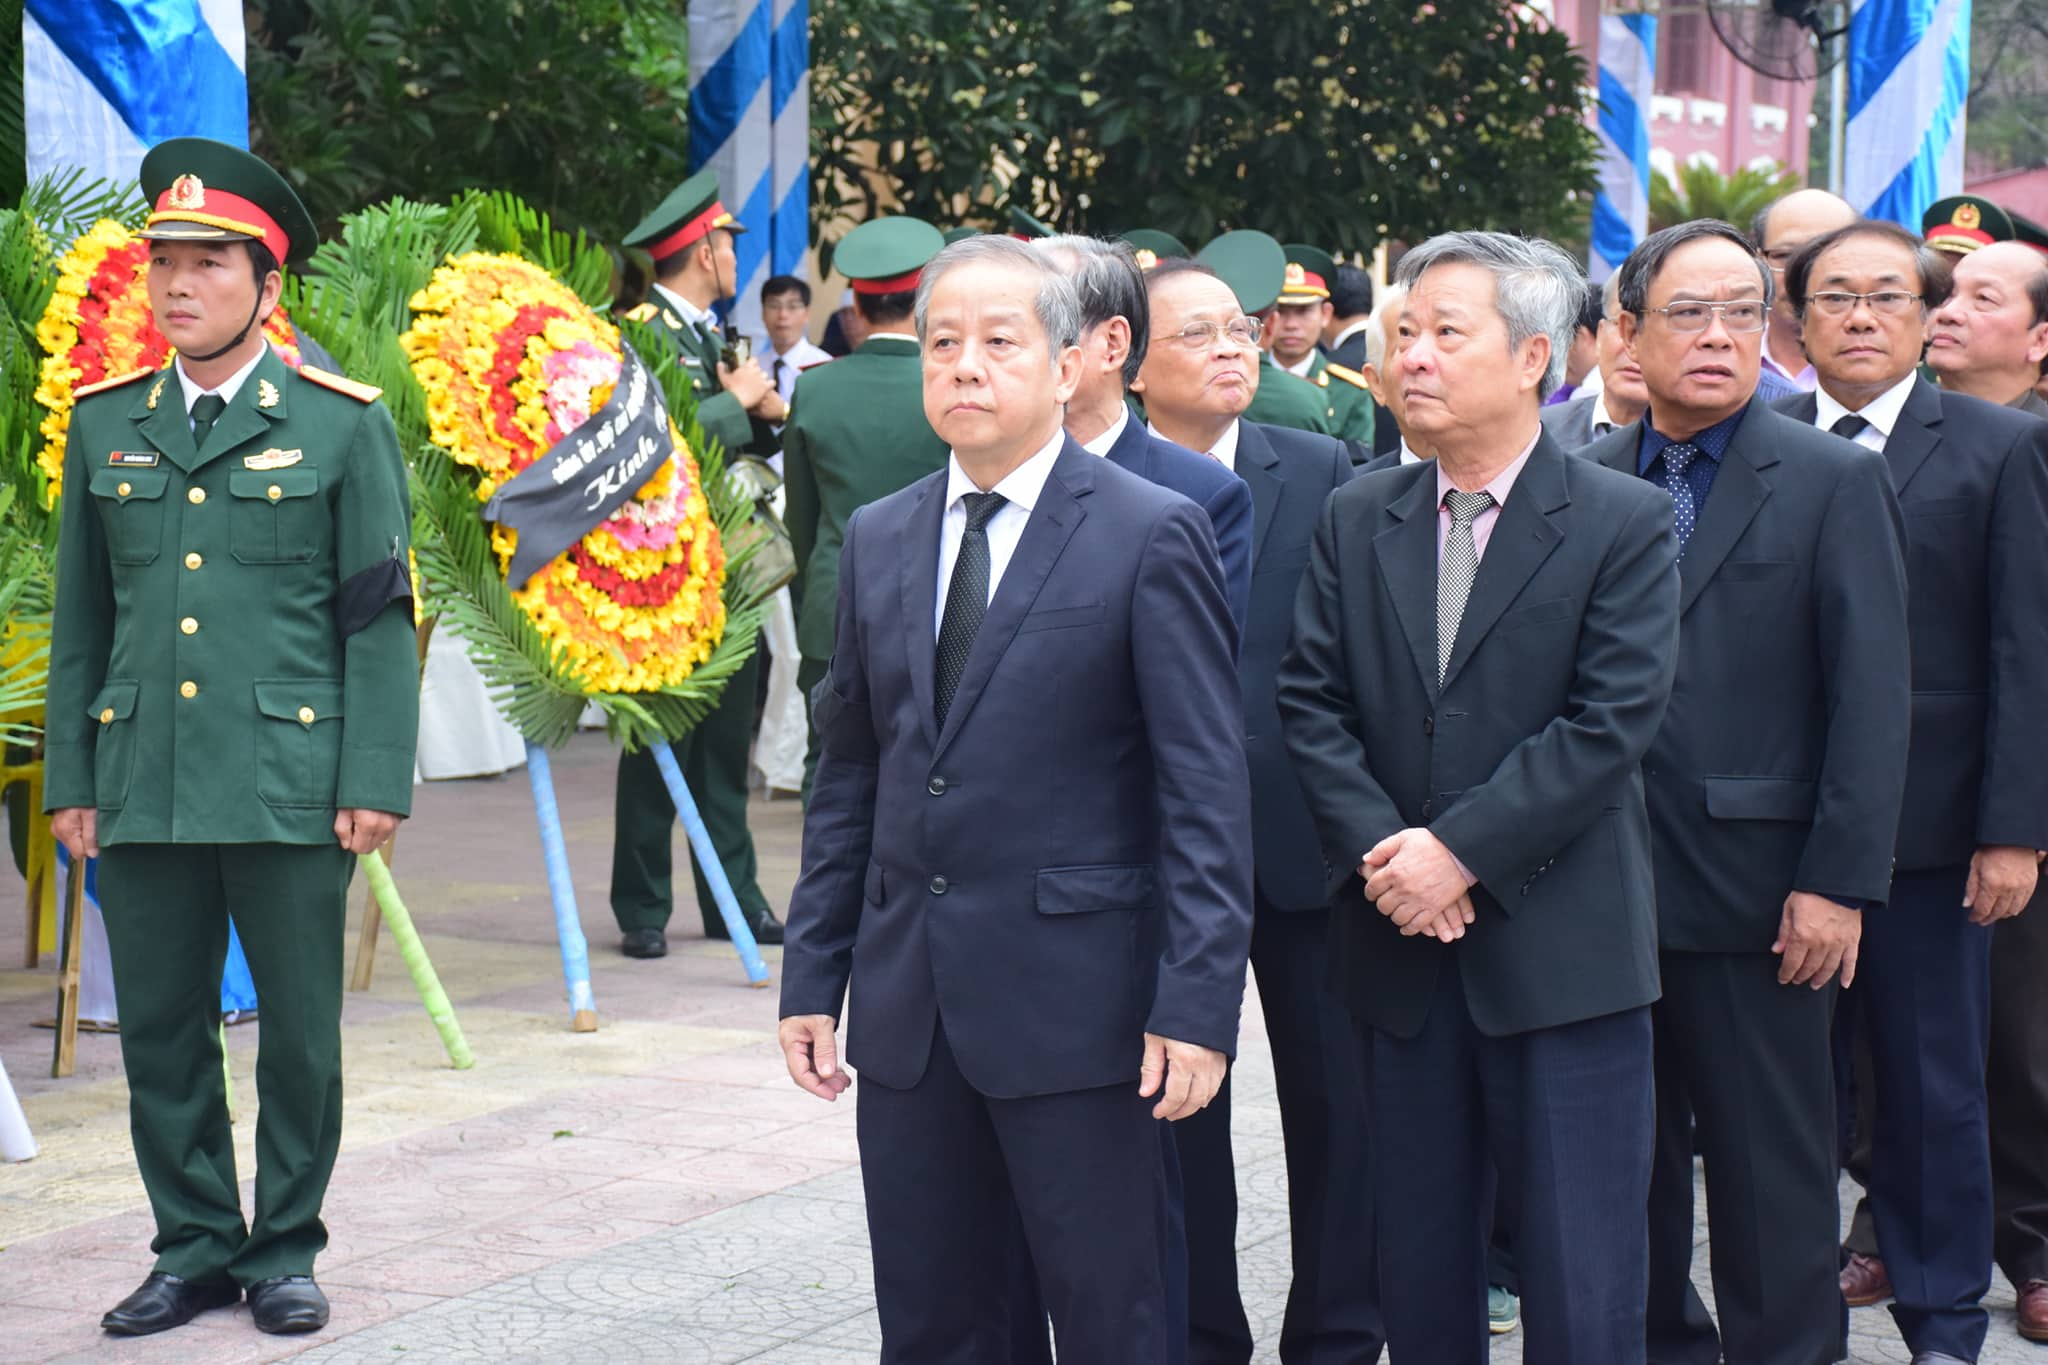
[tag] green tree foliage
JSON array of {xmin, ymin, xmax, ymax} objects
[
  {"xmin": 1649, "ymin": 161, "xmax": 1797, "ymax": 234},
  {"xmin": 245, "ymin": 0, "xmax": 692, "ymax": 240},
  {"xmin": 811, "ymin": 0, "xmax": 1599, "ymax": 250},
  {"xmin": 1966, "ymin": 0, "xmax": 2048, "ymax": 175}
]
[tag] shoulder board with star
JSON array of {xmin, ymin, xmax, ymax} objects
[
  {"xmin": 621, "ymin": 302, "xmax": 659, "ymax": 324},
  {"xmin": 74, "ymin": 367, "xmax": 156, "ymax": 400},
  {"xmin": 299, "ymin": 365, "xmax": 384, "ymax": 403},
  {"xmin": 1323, "ymin": 362, "xmax": 1371, "ymax": 391},
  {"xmin": 1313, "ymin": 370, "xmax": 1331, "ymax": 389}
]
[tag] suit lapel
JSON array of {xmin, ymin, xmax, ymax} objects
[
  {"xmin": 1235, "ymin": 420, "xmax": 1284, "ymax": 561},
  {"xmin": 932, "ymin": 442, "xmax": 1091, "ymax": 760},
  {"xmin": 1881, "ymin": 378, "xmax": 1944, "ymax": 496},
  {"xmin": 1102, "ymin": 413, "xmax": 1152, "ymax": 480},
  {"xmin": 1439, "ymin": 440, "xmax": 1567, "ymax": 690},
  {"xmin": 1675, "ymin": 408, "xmax": 1777, "ymax": 617},
  {"xmin": 900, "ymin": 477, "xmax": 947, "ymax": 749},
  {"xmin": 1372, "ymin": 466, "xmax": 1443, "ymax": 698},
  {"xmin": 131, "ymin": 367, "xmax": 197, "ymax": 471}
]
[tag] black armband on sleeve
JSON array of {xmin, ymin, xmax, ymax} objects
[{"xmin": 336, "ymin": 556, "xmax": 414, "ymax": 639}]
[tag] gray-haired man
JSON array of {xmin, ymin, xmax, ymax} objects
[{"xmin": 1278, "ymin": 231, "xmax": 1681, "ymax": 1365}]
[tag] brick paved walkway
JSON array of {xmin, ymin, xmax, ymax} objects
[{"xmin": 0, "ymin": 732, "xmax": 2037, "ymax": 1361}]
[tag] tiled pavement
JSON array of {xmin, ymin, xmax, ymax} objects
[{"xmin": 1, "ymin": 731, "xmax": 2040, "ymax": 1362}]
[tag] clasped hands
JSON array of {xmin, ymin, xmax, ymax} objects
[
  {"xmin": 1360, "ymin": 827, "xmax": 1476, "ymax": 944},
  {"xmin": 780, "ymin": 1016, "xmax": 1228, "ymax": 1122},
  {"xmin": 715, "ymin": 357, "xmax": 787, "ymax": 421}
]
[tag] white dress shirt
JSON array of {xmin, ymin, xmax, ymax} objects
[
  {"xmin": 1079, "ymin": 404, "xmax": 1129, "ymax": 457},
  {"xmin": 1588, "ymin": 392, "xmax": 1626, "ymax": 438},
  {"xmin": 1283, "ymin": 353, "xmax": 1316, "ymax": 379},
  {"xmin": 1400, "ymin": 442, "xmax": 1423, "ymax": 465},
  {"xmin": 934, "ymin": 428, "xmax": 1066, "ymax": 637},
  {"xmin": 1813, "ymin": 373, "xmax": 1916, "ymax": 453},
  {"xmin": 1149, "ymin": 417, "xmax": 1241, "ymax": 471},
  {"xmin": 652, "ymin": 282, "xmax": 717, "ymax": 332},
  {"xmin": 175, "ymin": 344, "xmax": 269, "ymax": 428},
  {"xmin": 765, "ymin": 337, "xmax": 834, "ymax": 405}
]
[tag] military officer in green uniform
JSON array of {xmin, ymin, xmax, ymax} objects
[
  {"xmin": 779, "ymin": 217, "xmax": 952, "ymax": 799},
  {"xmin": 1270, "ymin": 243, "xmax": 1375, "ymax": 448},
  {"xmin": 1197, "ymin": 230, "xmax": 1335, "ymax": 436},
  {"xmin": 611, "ymin": 171, "xmax": 782, "ymax": 955},
  {"xmin": 45, "ymin": 139, "xmax": 417, "ymax": 1338}
]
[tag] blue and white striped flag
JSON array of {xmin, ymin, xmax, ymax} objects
[
  {"xmin": 21, "ymin": 0, "xmax": 248, "ymax": 188},
  {"xmin": 1844, "ymin": 0, "xmax": 1971, "ymax": 230},
  {"xmin": 1590, "ymin": 12, "xmax": 1658, "ymax": 282},
  {"xmin": 689, "ymin": 0, "xmax": 810, "ymax": 349}
]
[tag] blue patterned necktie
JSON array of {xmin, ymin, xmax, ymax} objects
[
  {"xmin": 1662, "ymin": 443, "xmax": 1699, "ymax": 557},
  {"xmin": 935, "ymin": 492, "xmax": 1007, "ymax": 725}
]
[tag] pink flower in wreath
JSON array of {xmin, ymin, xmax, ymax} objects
[{"xmin": 539, "ymin": 340, "xmax": 621, "ymax": 444}]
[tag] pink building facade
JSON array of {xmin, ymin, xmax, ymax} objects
[{"xmin": 1544, "ymin": 1, "xmax": 1816, "ymax": 182}]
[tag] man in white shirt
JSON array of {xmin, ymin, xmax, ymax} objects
[{"xmin": 758, "ymin": 274, "xmax": 833, "ymax": 417}]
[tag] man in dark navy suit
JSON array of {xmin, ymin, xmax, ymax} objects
[
  {"xmin": 1582, "ymin": 219, "xmax": 1912, "ymax": 1365},
  {"xmin": 1135, "ymin": 256, "xmax": 1371, "ymax": 1365},
  {"xmin": 778, "ymin": 235, "xmax": 1254, "ymax": 1364},
  {"xmin": 1278, "ymin": 230, "xmax": 1681, "ymax": 1365},
  {"xmin": 1775, "ymin": 219, "xmax": 2048, "ymax": 1365}
]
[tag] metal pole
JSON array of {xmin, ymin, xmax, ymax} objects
[{"xmin": 1827, "ymin": 4, "xmax": 1849, "ymax": 197}]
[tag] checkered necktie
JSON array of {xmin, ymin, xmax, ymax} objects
[
  {"xmin": 936, "ymin": 492, "xmax": 1007, "ymax": 726},
  {"xmin": 1437, "ymin": 489, "xmax": 1493, "ymax": 687},
  {"xmin": 189, "ymin": 393, "xmax": 226, "ymax": 449},
  {"xmin": 1662, "ymin": 443, "xmax": 1700, "ymax": 558}
]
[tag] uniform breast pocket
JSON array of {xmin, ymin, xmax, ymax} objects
[
  {"xmin": 88, "ymin": 468, "xmax": 170, "ymax": 566},
  {"xmin": 229, "ymin": 469, "xmax": 322, "ymax": 565},
  {"xmin": 253, "ymin": 680, "xmax": 345, "ymax": 808}
]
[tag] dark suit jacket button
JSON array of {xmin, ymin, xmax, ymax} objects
[
  {"xmin": 928, "ymin": 776, "xmax": 947, "ymax": 795},
  {"xmin": 929, "ymin": 875, "xmax": 949, "ymax": 895},
  {"xmin": 1421, "ymin": 799, "xmax": 1433, "ymax": 818},
  {"xmin": 1424, "ymin": 714, "xmax": 1434, "ymax": 735}
]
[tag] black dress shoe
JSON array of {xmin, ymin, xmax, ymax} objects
[
  {"xmin": 620, "ymin": 928, "xmax": 668, "ymax": 959},
  {"xmin": 247, "ymin": 1275, "xmax": 329, "ymax": 1334},
  {"xmin": 749, "ymin": 910, "xmax": 785, "ymax": 945},
  {"xmin": 101, "ymin": 1272, "xmax": 239, "ymax": 1335}
]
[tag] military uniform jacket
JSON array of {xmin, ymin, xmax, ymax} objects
[
  {"xmin": 626, "ymin": 290, "xmax": 773, "ymax": 459},
  {"xmin": 1298, "ymin": 350, "xmax": 1376, "ymax": 447},
  {"xmin": 781, "ymin": 336, "xmax": 950, "ymax": 661},
  {"xmin": 1244, "ymin": 357, "xmax": 1334, "ymax": 436},
  {"xmin": 43, "ymin": 346, "xmax": 419, "ymax": 845}
]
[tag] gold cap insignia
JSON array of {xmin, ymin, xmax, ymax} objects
[
  {"xmin": 168, "ymin": 174, "xmax": 206, "ymax": 210},
  {"xmin": 1134, "ymin": 248, "xmax": 1159, "ymax": 271},
  {"xmin": 1284, "ymin": 262, "xmax": 1307, "ymax": 286},
  {"xmin": 146, "ymin": 375, "xmax": 165, "ymax": 410},
  {"xmin": 257, "ymin": 378, "xmax": 281, "ymax": 409},
  {"xmin": 1954, "ymin": 203, "xmax": 1982, "ymax": 230},
  {"xmin": 244, "ymin": 447, "xmax": 303, "ymax": 471}
]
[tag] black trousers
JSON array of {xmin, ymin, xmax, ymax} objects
[
  {"xmin": 858, "ymin": 1021, "xmax": 1173, "ymax": 1364},
  {"xmin": 1176, "ymin": 901, "xmax": 1383, "ymax": 1364},
  {"xmin": 1647, "ymin": 951, "xmax": 1845, "ymax": 1365},
  {"xmin": 1991, "ymin": 884, "xmax": 2048, "ymax": 1290},
  {"xmin": 1371, "ymin": 957, "xmax": 1653, "ymax": 1365}
]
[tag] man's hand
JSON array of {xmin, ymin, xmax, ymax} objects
[
  {"xmin": 51, "ymin": 807, "xmax": 97, "ymax": 861},
  {"xmin": 1964, "ymin": 845, "xmax": 2039, "ymax": 926},
  {"xmin": 1139, "ymin": 1033, "xmax": 1227, "ymax": 1121},
  {"xmin": 334, "ymin": 809, "xmax": 403, "ymax": 856},
  {"xmin": 717, "ymin": 357, "xmax": 774, "ymax": 410},
  {"xmin": 1392, "ymin": 894, "xmax": 1477, "ymax": 944},
  {"xmin": 1362, "ymin": 828, "xmax": 1473, "ymax": 937},
  {"xmin": 1773, "ymin": 890, "xmax": 1862, "ymax": 988},
  {"xmin": 780, "ymin": 1014, "xmax": 852, "ymax": 1101}
]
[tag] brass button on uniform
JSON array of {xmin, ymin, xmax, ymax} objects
[
  {"xmin": 184, "ymin": 552, "xmax": 202, "ymax": 570},
  {"xmin": 99, "ymin": 707, "xmax": 113, "ymax": 724},
  {"xmin": 187, "ymin": 487, "xmax": 206, "ymax": 504},
  {"xmin": 297, "ymin": 706, "xmax": 316, "ymax": 724},
  {"xmin": 180, "ymin": 681, "xmax": 198, "ymax": 699},
  {"xmin": 267, "ymin": 484, "xmax": 282, "ymax": 502},
  {"xmin": 117, "ymin": 481, "xmax": 132, "ymax": 497},
  {"xmin": 179, "ymin": 617, "xmax": 198, "ymax": 635}
]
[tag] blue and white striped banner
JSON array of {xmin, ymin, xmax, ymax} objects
[
  {"xmin": 22, "ymin": 0, "xmax": 248, "ymax": 189},
  {"xmin": 1591, "ymin": 12, "xmax": 1658, "ymax": 282},
  {"xmin": 1845, "ymin": 0, "xmax": 1971, "ymax": 230},
  {"xmin": 689, "ymin": 0, "xmax": 810, "ymax": 350}
]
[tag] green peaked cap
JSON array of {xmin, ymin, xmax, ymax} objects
[
  {"xmin": 942, "ymin": 226, "xmax": 982, "ymax": 245},
  {"xmin": 836, "ymin": 217, "xmax": 945, "ymax": 285},
  {"xmin": 1119, "ymin": 229, "xmax": 1190, "ymax": 265},
  {"xmin": 1198, "ymin": 230, "xmax": 1288, "ymax": 313},
  {"xmin": 1006, "ymin": 205, "xmax": 1055, "ymax": 239},
  {"xmin": 624, "ymin": 168, "xmax": 746, "ymax": 257},
  {"xmin": 139, "ymin": 137, "xmax": 318, "ymax": 265},
  {"xmin": 1280, "ymin": 243, "xmax": 1338, "ymax": 302}
]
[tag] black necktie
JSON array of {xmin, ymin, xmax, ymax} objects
[
  {"xmin": 1830, "ymin": 413, "xmax": 1870, "ymax": 440},
  {"xmin": 1662, "ymin": 442, "xmax": 1700, "ymax": 557},
  {"xmin": 772, "ymin": 356, "xmax": 787, "ymax": 393},
  {"xmin": 935, "ymin": 492, "xmax": 1007, "ymax": 726},
  {"xmin": 190, "ymin": 393, "xmax": 227, "ymax": 450}
]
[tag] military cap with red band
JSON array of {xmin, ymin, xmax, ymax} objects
[
  {"xmin": 624, "ymin": 168, "xmax": 747, "ymax": 264},
  {"xmin": 835, "ymin": 217, "xmax": 944, "ymax": 295},
  {"xmin": 1279, "ymin": 243, "xmax": 1338, "ymax": 303},
  {"xmin": 139, "ymin": 137, "xmax": 318, "ymax": 265}
]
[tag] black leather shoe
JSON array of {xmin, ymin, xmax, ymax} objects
[
  {"xmin": 101, "ymin": 1272, "xmax": 239, "ymax": 1335},
  {"xmin": 748, "ymin": 909, "xmax": 785, "ymax": 945},
  {"xmin": 247, "ymin": 1275, "xmax": 329, "ymax": 1334},
  {"xmin": 620, "ymin": 928, "xmax": 668, "ymax": 958}
]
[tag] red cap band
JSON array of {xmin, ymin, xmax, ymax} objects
[
  {"xmin": 852, "ymin": 268, "xmax": 923, "ymax": 295},
  {"xmin": 648, "ymin": 202, "xmax": 735, "ymax": 260},
  {"xmin": 147, "ymin": 183, "xmax": 289, "ymax": 263}
]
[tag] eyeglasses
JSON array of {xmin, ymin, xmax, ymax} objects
[
  {"xmin": 1646, "ymin": 300, "xmax": 1768, "ymax": 333},
  {"xmin": 1760, "ymin": 249, "xmax": 1797, "ymax": 275},
  {"xmin": 1168, "ymin": 317, "xmax": 1263, "ymax": 349},
  {"xmin": 1805, "ymin": 290, "xmax": 1922, "ymax": 318}
]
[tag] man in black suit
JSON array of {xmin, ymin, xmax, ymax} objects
[
  {"xmin": 1324, "ymin": 263, "xmax": 1374, "ymax": 371},
  {"xmin": 1539, "ymin": 274, "xmax": 1649, "ymax": 451},
  {"xmin": 1582, "ymin": 219, "xmax": 1912, "ymax": 1365},
  {"xmin": 777, "ymin": 236, "xmax": 1253, "ymax": 1362},
  {"xmin": 1135, "ymin": 257, "xmax": 1368, "ymax": 1364},
  {"xmin": 1928, "ymin": 240, "xmax": 2048, "ymax": 418},
  {"xmin": 1279, "ymin": 230, "xmax": 1682, "ymax": 1365},
  {"xmin": 1776, "ymin": 219, "xmax": 2048, "ymax": 1364}
]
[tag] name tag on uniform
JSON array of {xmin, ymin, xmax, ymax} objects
[
  {"xmin": 244, "ymin": 448, "xmax": 303, "ymax": 470},
  {"xmin": 108, "ymin": 450, "xmax": 160, "ymax": 467}
]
